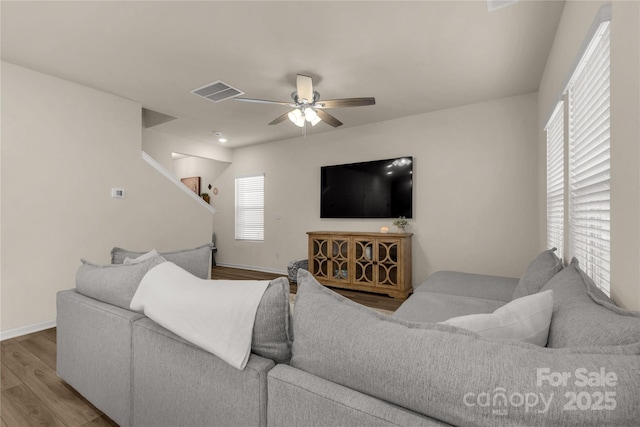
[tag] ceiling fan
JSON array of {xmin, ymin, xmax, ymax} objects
[{"xmin": 235, "ymin": 74, "xmax": 375, "ymax": 128}]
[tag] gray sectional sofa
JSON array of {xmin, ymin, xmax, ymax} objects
[
  {"xmin": 57, "ymin": 247, "xmax": 640, "ymax": 426},
  {"xmin": 58, "ymin": 244, "xmax": 291, "ymax": 427}
]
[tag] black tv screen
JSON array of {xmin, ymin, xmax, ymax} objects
[{"xmin": 321, "ymin": 157, "xmax": 413, "ymax": 219}]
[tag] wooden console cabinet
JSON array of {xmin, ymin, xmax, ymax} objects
[{"xmin": 307, "ymin": 231, "xmax": 412, "ymax": 299}]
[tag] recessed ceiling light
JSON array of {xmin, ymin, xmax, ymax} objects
[{"xmin": 212, "ymin": 131, "xmax": 227, "ymax": 143}]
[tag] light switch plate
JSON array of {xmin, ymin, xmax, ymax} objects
[{"xmin": 111, "ymin": 188, "xmax": 125, "ymax": 198}]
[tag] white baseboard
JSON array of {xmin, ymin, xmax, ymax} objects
[
  {"xmin": 1, "ymin": 319, "xmax": 56, "ymax": 341},
  {"xmin": 217, "ymin": 262, "xmax": 287, "ymax": 276}
]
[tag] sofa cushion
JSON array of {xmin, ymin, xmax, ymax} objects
[
  {"xmin": 440, "ymin": 290, "xmax": 553, "ymax": 346},
  {"xmin": 392, "ymin": 292, "xmax": 505, "ymax": 323},
  {"xmin": 542, "ymin": 258, "xmax": 640, "ymax": 348},
  {"xmin": 291, "ymin": 270, "xmax": 640, "ymax": 426},
  {"xmin": 76, "ymin": 255, "xmax": 167, "ymax": 311},
  {"xmin": 111, "ymin": 243, "xmax": 213, "ymax": 279},
  {"xmin": 252, "ymin": 277, "xmax": 292, "ymax": 363},
  {"xmin": 123, "ymin": 249, "xmax": 159, "ymax": 264},
  {"xmin": 268, "ymin": 364, "xmax": 442, "ymax": 427},
  {"xmin": 131, "ymin": 262, "xmax": 292, "ymax": 365},
  {"xmin": 414, "ymin": 271, "xmax": 518, "ymax": 302},
  {"xmin": 512, "ymin": 248, "xmax": 563, "ymax": 300}
]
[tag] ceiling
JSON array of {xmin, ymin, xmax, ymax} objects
[{"xmin": 1, "ymin": 1, "xmax": 565, "ymax": 148}]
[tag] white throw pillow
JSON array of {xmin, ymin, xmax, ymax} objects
[
  {"xmin": 439, "ymin": 290, "xmax": 553, "ymax": 346},
  {"xmin": 123, "ymin": 249, "xmax": 159, "ymax": 264}
]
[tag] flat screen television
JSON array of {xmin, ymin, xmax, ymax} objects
[{"xmin": 321, "ymin": 157, "xmax": 413, "ymax": 219}]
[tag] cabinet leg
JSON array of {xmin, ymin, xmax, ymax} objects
[{"xmin": 388, "ymin": 291, "xmax": 410, "ymax": 300}]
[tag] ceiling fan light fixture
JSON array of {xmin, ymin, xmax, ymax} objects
[
  {"xmin": 238, "ymin": 73, "xmax": 374, "ymax": 129},
  {"xmin": 304, "ymin": 108, "xmax": 319, "ymax": 122},
  {"xmin": 288, "ymin": 109, "xmax": 305, "ymax": 127}
]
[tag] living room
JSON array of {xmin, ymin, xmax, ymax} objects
[
  {"xmin": 3, "ymin": 0, "xmax": 639, "ymax": 337},
  {"xmin": 1, "ymin": 1, "xmax": 640, "ymax": 425}
]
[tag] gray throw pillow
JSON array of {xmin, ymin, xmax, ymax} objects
[
  {"xmin": 76, "ymin": 255, "xmax": 166, "ymax": 311},
  {"xmin": 512, "ymin": 248, "xmax": 563, "ymax": 300},
  {"xmin": 111, "ymin": 243, "xmax": 213, "ymax": 279},
  {"xmin": 252, "ymin": 277, "xmax": 292, "ymax": 363},
  {"xmin": 542, "ymin": 258, "xmax": 640, "ymax": 348},
  {"xmin": 291, "ymin": 269, "xmax": 640, "ymax": 426}
]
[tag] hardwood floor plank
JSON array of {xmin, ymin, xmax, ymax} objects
[
  {"xmin": 211, "ymin": 266, "xmax": 284, "ymax": 281},
  {"xmin": 212, "ymin": 266, "xmax": 403, "ymax": 312},
  {"xmin": 1, "ymin": 363, "xmax": 21, "ymax": 391},
  {"xmin": 0, "ymin": 391, "xmax": 31, "ymax": 427},
  {"xmin": 80, "ymin": 414, "xmax": 119, "ymax": 427},
  {"xmin": 19, "ymin": 334, "xmax": 57, "ymax": 371},
  {"xmin": 42, "ymin": 328, "xmax": 57, "ymax": 344},
  {"xmin": 14, "ymin": 328, "xmax": 56, "ymax": 345},
  {"xmin": 0, "ymin": 340, "xmax": 100, "ymax": 426},
  {"xmin": 1, "ymin": 384, "xmax": 66, "ymax": 427}
]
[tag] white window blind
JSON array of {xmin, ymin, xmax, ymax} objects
[
  {"xmin": 567, "ymin": 21, "xmax": 611, "ymax": 295},
  {"xmin": 235, "ymin": 174, "xmax": 264, "ymax": 241},
  {"xmin": 545, "ymin": 101, "xmax": 564, "ymax": 259}
]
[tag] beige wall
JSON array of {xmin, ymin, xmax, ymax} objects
[
  {"xmin": 142, "ymin": 128, "xmax": 233, "ymax": 170},
  {"xmin": 212, "ymin": 93, "xmax": 540, "ymax": 284},
  {"xmin": 610, "ymin": 0, "xmax": 640, "ymax": 310},
  {"xmin": 1, "ymin": 62, "xmax": 214, "ymax": 335},
  {"xmin": 172, "ymin": 155, "xmax": 231, "ymax": 201},
  {"xmin": 538, "ymin": 1, "xmax": 640, "ymax": 309}
]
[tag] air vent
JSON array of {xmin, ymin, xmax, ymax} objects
[{"xmin": 191, "ymin": 80, "xmax": 244, "ymax": 103}]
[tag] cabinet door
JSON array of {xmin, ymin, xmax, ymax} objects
[
  {"xmin": 310, "ymin": 235, "xmax": 331, "ymax": 280},
  {"xmin": 328, "ymin": 237, "xmax": 350, "ymax": 283},
  {"xmin": 310, "ymin": 235, "xmax": 351, "ymax": 283},
  {"xmin": 376, "ymin": 239, "xmax": 400, "ymax": 289},
  {"xmin": 353, "ymin": 238, "xmax": 375, "ymax": 286}
]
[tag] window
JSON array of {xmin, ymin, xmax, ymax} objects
[
  {"xmin": 545, "ymin": 101, "xmax": 564, "ymax": 258},
  {"xmin": 568, "ymin": 20, "xmax": 611, "ymax": 295},
  {"xmin": 235, "ymin": 174, "xmax": 264, "ymax": 241},
  {"xmin": 544, "ymin": 9, "xmax": 611, "ymax": 296}
]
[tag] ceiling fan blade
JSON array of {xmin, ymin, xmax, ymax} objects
[
  {"xmin": 235, "ymin": 98, "xmax": 292, "ymax": 106},
  {"xmin": 316, "ymin": 97, "xmax": 376, "ymax": 108},
  {"xmin": 268, "ymin": 111, "xmax": 292, "ymax": 125},
  {"xmin": 316, "ymin": 109, "xmax": 343, "ymax": 127},
  {"xmin": 296, "ymin": 74, "xmax": 314, "ymax": 103}
]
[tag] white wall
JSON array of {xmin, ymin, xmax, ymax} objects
[
  {"xmin": 142, "ymin": 128, "xmax": 233, "ymax": 170},
  {"xmin": 1, "ymin": 62, "xmax": 214, "ymax": 335},
  {"xmin": 538, "ymin": 1, "xmax": 640, "ymax": 310},
  {"xmin": 172, "ymin": 155, "xmax": 230, "ymax": 200},
  {"xmin": 142, "ymin": 128, "xmax": 233, "ymax": 216},
  {"xmin": 212, "ymin": 93, "xmax": 540, "ymax": 285}
]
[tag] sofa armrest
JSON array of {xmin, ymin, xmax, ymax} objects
[
  {"xmin": 267, "ymin": 365, "xmax": 449, "ymax": 427},
  {"xmin": 56, "ymin": 289, "xmax": 143, "ymax": 427}
]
